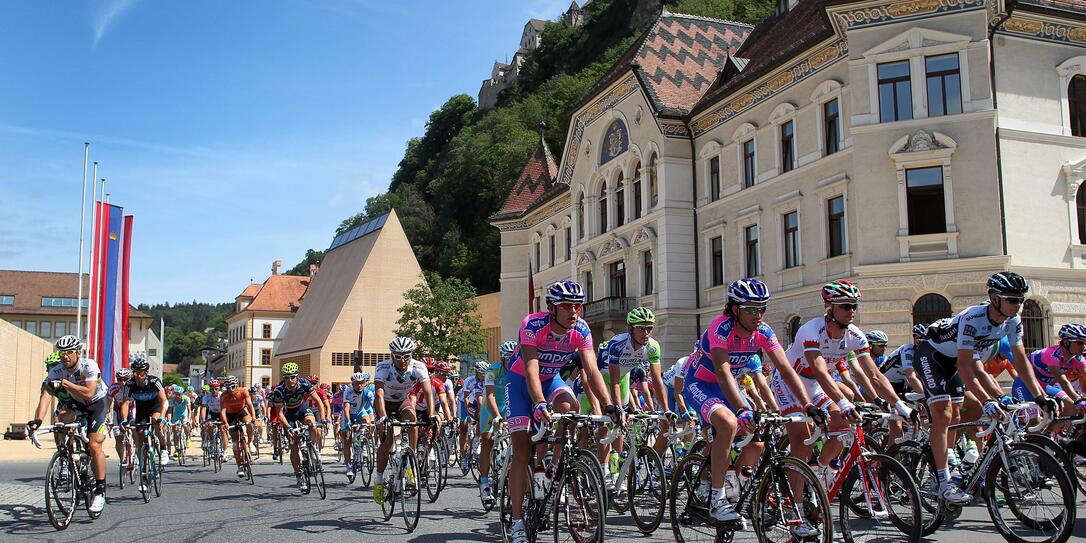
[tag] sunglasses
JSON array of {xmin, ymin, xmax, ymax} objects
[
  {"xmin": 556, "ymin": 303, "xmax": 582, "ymax": 311},
  {"xmin": 284, "ymin": 375, "xmax": 298, "ymax": 380},
  {"xmin": 998, "ymin": 295, "xmax": 1025, "ymax": 304},
  {"xmin": 633, "ymin": 325, "xmax": 654, "ymax": 332},
  {"xmin": 133, "ymin": 370, "xmax": 147, "ymax": 376},
  {"xmin": 739, "ymin": 305, "xmax": 767, "ymax": 315},
  {"xmin": 392, "ymin": 353, "xmax": 412, "ymax": 360},
  {"xmin": 60, "ymin": 349, "xmax": 79, "ymax": 356},
  {"xmin": 833, "ymin": 303, "xmax": 859, "ymax": 311}
]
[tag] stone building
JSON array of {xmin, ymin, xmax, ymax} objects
[
  {"xmin": 224, "ymin": 265, "xmax": 309, "ymax": 388},
  {"xmin": 493, "ymin": 2, "xmax": 1086, "ymax": 362}
]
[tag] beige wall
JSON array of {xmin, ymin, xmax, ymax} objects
[
  {"xmin": 0, "ymin": 319, "xmax": 53, "ymax": 432},
  {"xmin": 474, "ymin": 292, "xmax": 503, "ymax": 361}
]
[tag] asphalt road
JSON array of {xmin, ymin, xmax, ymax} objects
[{"xmin": 0, "ymin": 446, "xmax": 1083, "ymax": 543}]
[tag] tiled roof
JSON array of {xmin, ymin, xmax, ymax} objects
[
  {"xmin": 575, "ymin": 12, "xmax": 752, "ymax": 117},
  {"xmin": 0, "ymin": 269, "xmax": 151, "ymax": 318},
  {"xmin": 244, "ymin": 274, "xmax": 309, "ymax": 313},
  {"xmin": 527, "ymin": 18, "xmax": 548, "ymax": 31},
  {"xmin": 691, "ymin": 2, "xmax": 833, "ymax": 115},
  {"xmin": 1016, "ymin": 0, "xmax": 1086, "ymax": 17},
  {"xmin": 493, "ymin": 136, "xmax": 560, "ymax": 219},
  {"xmin": 237, "ymin": 283, "xmax": 261, "ymax": 299}
]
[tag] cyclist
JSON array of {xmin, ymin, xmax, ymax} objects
[
  {"xmin": 685, "ymin": 278, "xmax": 817, "ymax": 527},
  {"xmin": 109, "ymin": 367, "xmax": 133, "ymax": 466},
  {"xmin": 341, "ymin": 371, "xmax": 376, "ymax": 479},
  {"xmin": 249, "ymin": 385, "xmax": 268, "ymax": 444},
  {"xmin": 507, "ymin": 280, "xmax": 617, "ymax": 543},
  {"xmin": 119, "ymin": 354, "xmax": 170, "ymax": 469},
  {"xmin": 28, "ymin": 335, "xmax": 109, "ymax": 514},
  {"xmin": 1012, "ymin": 323, "xmax": 1086, "ymax": 414},
  {"xmin": 653, "ymin": 350, "xmax": 694, "ymax": 458},
  {"xmin": 331, "ymin": 384, "xmax": 345, "ymax": 448},
  {"xmin": 219, "ymin": 376, "xmax": 256, "ymax": 477},
  {"xmin": 410, "ymin": 357, "xmax": 450, "ymax": 460},
  {"xmin": 478, "ymin": 340, "xmax": 515, "ymax": 506},
  {"xmin": 458, "ymin": 361, "xmax": 487, "ymax": 472},
  {"xmin": 165, "ymin": 384, "xmax": 190, "ymax": 455},
  {"xmin": 914, "ymin": 272, "xmax": 1057, "ymax": 504},
  {"xmin": 199, "ymin": 380, "xmax": 227, "ymax": 458},
  {"xmin": 880, "ymin": 324, "xmax": 930, "ymax": 445},
  {"xmin": 270, "ymin": 363, "xmax": 326, "ymax": 487},
  {"xmin": 373, "ymin": 336, "xmax": 434, "ymax": 505},
  {"xmin": 308, "ymin": 376, "xmax": 332, "ymax": 442}
]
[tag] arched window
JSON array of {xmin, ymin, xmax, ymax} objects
[
  {"xmin": 912, "ymin": 293, "xmax": 952, "ymax": 326},
  {"xmin": 1022, "ymin": 299, "xmax": 1046, "ymax": 351},
  {"xmin": 632, "ymin": 161, "xmax": 643, "ymax": 220},
  {"xmin": 649, "ymin": 154, "xmax": 659, "ymax": 208},
  {"xmin": 786, "ymin": 315, "xmax": 801, "ymax": 345},
  {"xmin": 1077, "ymin": 183, "xmax": 1085, "ymax": 245},
  {"xmin": 598, "ymin": 185, "xmax": 608, "ymax": 235},
  {"xmin": 615, "ymin": 173, "xmax": 625, "ymax": 227},
  {"xmin": 577, "ymin": 194, "xmax": 586, "ymax": 239},
  {"xmin": 1071, "ymin": 75, "xmax": 1086, "ymax": 138}
]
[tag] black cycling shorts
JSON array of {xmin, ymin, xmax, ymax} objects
[
  {"xmin": 913, "ymin": 342, "xmax": 965, "ymax": 404},
  {"xmin": 134, "ymin": 401, "xmax": 165, "ymax": 424},
  {"xmin": 60, "ymin": 398, "xmax": 109, "ymax": 434}
]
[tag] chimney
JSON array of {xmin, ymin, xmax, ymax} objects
[
  {"xmin": 309, "ymin": 263, "xmax": 319, "ymax": 277},
  {"xmin": 272, "ymin": 260, "xmax": 282, "ymax": 275}
]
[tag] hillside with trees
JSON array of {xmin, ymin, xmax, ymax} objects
[
  {"xmin": 137, "ymin": 301, "xmax": 233, "ymax": 365},
  {"xmin": 291, "ymin": 0, "xmax": 773, "ymax": 292}
]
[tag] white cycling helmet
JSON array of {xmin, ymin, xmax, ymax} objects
[
  {"xmin": 389, "ymin": 336, "xmax": 417, "ymax": 354},
  {"xmin": 351, "ymin": 372, "xmax": 370, "ymax": 383},
  {"xmin": 55, "ymin": 335, "xmax": 82, "ymax": 351},
  {"xmin": 474, "ymin": 361, "xmax": 489, "ymax": 373}
]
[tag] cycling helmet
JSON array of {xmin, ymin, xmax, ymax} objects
[
  {"xmin": 351, "ymin": 372, "xmax": 368, "ymax": 382},
  {"xmin": 420, "ymin": 356, "xmax": 436, "ymax": 369},
  {"xmin": 912, "ymin": 323, "xmax": 929, "ymax": 339},
  {"xmin": 821, "ymin": 280, "xmax": 861, "ymax": 303},
  {"xmin": 44, "ymin": 352, "xmax": 62, "ymax": 367},
  {"xmin": 598, "ymin": 340, "xmax": 609, "ymax": 352},
  {"xmin": 249, "ymin": 386, "xmax": 258, "ymax": 393},
  {"xmin": 171, "ymin": 384, "xmax": 183, "ymax": 394},
  {"xmin": 987, "ymin": 271, "xmax": 1029, "ymax": 296},
  {"xmin": 55, "ymin": 334, "xmax": 82, "ymax": 351},
  {"xmin": 435, "ymin": 361, "xmax": 452, "ymax": 374},
  {"xmin": 186, "ymin": 386, "xmax": 194, "ymax": 392},
  {"xmin": 307, "ymin": 374, "xmax": 319, "ymax": 384},
  {"xmin": 208, "ymin": 379, "xmax": 221, "ymax": 388},
  {"xmin": 202, "ymin": 384, "xmax": 210, "ymax": 392},
  {"xmin": 865, "ymin": 330, "xmax": 889, "ymax": 346},
  {"xmin": 499, "ymin": 340, "xmax": 517, "ymax": 359},
  {"xmin": 281, "ymin": 362, "xmax": 299, "ymax": 376},
  {"xmin": 319, "ymin": 383, "xmax": 331, "ymax": 391},
  {"xmin": 474, "ymin": 361, "xmax": 489, "ymax": 373},
  {"xmin": 130, "ymin": 357, "xmax": 150, "ymax": 372},
  {"xmin": 223, "ymin": 375, "xmax": 239, "ymax": 387},
  {"xmin": 116, "ymin": 367, "xmax": 132, "ymax": 380},
  {"xmin": 1058, "ymin": 323, "xmax": 1086, "ymax": 341},
  {"xmin": 727, "ymin": 278, "xmax": 771, "ymax": 305},
  {"xmin": 389, "ymin": 336, "xmax": 417, "ymax": 354},
  {"xmin": 626, "ymin": 307, "xmax": 656, "ymax": 325},
  {"xmin": 545, "ymin": 280, "xmax": 586, "ymax": 305}
]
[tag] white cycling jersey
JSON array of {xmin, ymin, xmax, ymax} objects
[{"xmin": 374, "ymin": 359, "xmax": 429, "ymax": 402}]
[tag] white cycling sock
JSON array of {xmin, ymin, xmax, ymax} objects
[{"xmin": 375, "ymin": 472, "xmax": 384, "ymax": 485}]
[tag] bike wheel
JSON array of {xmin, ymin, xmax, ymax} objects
[
  {"xmin": 118, "ymin": 452, "xmax": 127, "ymax": 490},
  {"xmin": 838, "ymin": 453, "xmax": 921, "ymax": 543},
  {"xmin": 360, "ymin": 439, "xmax": 373, "ymax": 488},
  {"xmin": 139, "ymin": 448, "xmax": 151, "ymax": 503},
  {"xmin": 553, "ymin": 458, "xmax": 605, "ymax": 543},
  {"xmin": 885, "ymin": 440, "xmax": 944, "ymax": 536},
  {"xmin": 668, "ymin": 453, "xmax": 713, "ymax": 543},
  {"xmin": 45, "ymin": 452, "xmax": 77, "ymax": 531},
  {"xmin": 380, "ymin": 463, "xmax": 396, "ymax": 521},
  {"xmin": 151, "ymin": 448, "xmax": 162, "ymax": 497},
  {"xmin": 82, "ymin": 459, "xmax": 102, "ymax": 520},
  {"xmin": 752, "ymin": 456, "xmax": 832, "ymax": 543},
  {"xmin": 401, "ymin": 450, "xmax": 421, "ymax": 532},
  {"xmin": 985, "ymin": 442, "xmax": 1076, "ymax": 543},
  {"xmin": 1024, "ymin": 433, "xmax": 1078, "ymax": 498},
  {"xmin": 575, "ymin": 449, "xmax": 608, "ymax": 513},
  {"xmin": 423, "ymin": 447, "xmax": 441, "ymax": 503},
  {"xmin": 437, "ymin": 439, "xmax": 450, "ymax": 491},
  {"xmin": 307, "ymin": 441, "xmax": 326, "ymax": 499},
  {"xmin": 630, "ymin": 445, "xmax": 666, "ymax": 534},
  {"xmin": 499, "ymin": 473, "xmax": 514, "ymax": 542}
]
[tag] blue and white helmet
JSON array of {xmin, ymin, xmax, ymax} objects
[
  {"xmin": 865, "ymin": 330, "xmax": 889, "ymax": 346},
  {"xmin": 474, "ymin": 361, "xmax": 489, "ymax": 373},
  {"xmin": 499, "ymin": 340, "xmax": 518, "ymax": 359},
  {"xmin": 1058, "ymin": 323, "xmax": 1086, "ymax": 341},
  {"xmin": 727, "ymin": 278, "xmax": 771, "ymax": 305},
  {"xmin": 545, "ymin": 280, "xmax": 586, "ymax": 305}
]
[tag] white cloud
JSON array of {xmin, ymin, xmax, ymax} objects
[{"xmin": 92, "ymin": 0, "xmax": 139, "ymax": 47}]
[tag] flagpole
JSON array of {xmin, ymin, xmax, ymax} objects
[
  {"xmin": 85, "ymin": 162, "xmax": 99, "ymax": 347},
  {"xmin": 76, "ymin": 143, "xmax": 89, "ymax": 345}
]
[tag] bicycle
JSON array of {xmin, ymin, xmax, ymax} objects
[
  {"xmin": 288, "ymin": 422, "xmax": 326, "ymax": 499},
  {"xmin": 29, "ymin": 422, "xmax": 103, "ymax": 530},
  {"xmin": 345, "ymin": 422, "xmax": 376, "ymax": 488},
  {"xmin": 377, "ymin": 418, "xmax": 428, "ymax": 532},
  {"xmin": 890, "ymin": 402, "xmax": 1076, "ymax": 543},
  {"xmin": 111, "ymin": 423, "xmax": 137, "ymax": 490},
  {"xmin": 202, "ymin": 421, "xmax": 226, "ymax": 472},
  {"xmin": 131, "ymin": 421, "xmax": 164, "ymax": 503},
  {"xmin": 418, "ymin": 421, "xmax": 447, "ymax": 503},
  {"xmin": 484, "ymin": 418, "xmax": 511, "ymax": 513},
  {"xmin": 229, "ymin": 421, "xmax": 255, "ymax": 485},
  {"xmin": 669, "ymin": 414, "xmax": 832, "ymax": 543},
  {"xmin": 167, "ymin": 420, "xmax": 188, "ymax": 466},
  {"xmin": 499, "ymin": 412, "xmax": 607, "ymax": 543},
  {"xmin": 270, "ymin": 421, "xmax": 290, "ymax": 464},
  {"xmin": 659, "ymin": 414, "xmax": 696, "ymax": 478},
  {"xmin": 600, "ymin": 411, "xmax": 668, "ymax": 534}
]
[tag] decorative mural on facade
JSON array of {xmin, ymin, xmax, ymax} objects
[
  {"xmin": 599, "ymin": 119, "xmax": 629, "ymax": 165},
  {"xmin": 560, "ymin": 74, "xmax": 641, "ymax": 185},
  {"xmin": 997, "ymin": 14, "xmax": 1086, "ymax": 46},
  {"xmin": 831, "ymin": 0, "xmax": 987, "ymax": 30}
]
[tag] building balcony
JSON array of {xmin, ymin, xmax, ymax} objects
[{"xmin": 583, "ymin": 296, "xmax": 636, "ymax": 322}]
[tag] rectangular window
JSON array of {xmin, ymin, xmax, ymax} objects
[
  {"xmin": 40, "ymin": 321, "xmax": 52, "ymax": 338},
  {"xmin": 535, "ymin": 242, "xmax": 541, "ymax": 271},
  {"xmin": 780, "ymin": 121, "xmax": 795, "ymax": 173},
  {"xmin": 548, "ymin": 235, "xmax": 555, "ymax": 267},
  {"xmin": 711, "ymin": 236, "xmax": 724, "ymax": 286},
  {"xmin": 608, "ymin": 260, "xmax": 627, "ymax": 298},
  {"xmin": 783, "ymin": 211, "xmax": 799, "ymax": 268},
  {"xmin": 262, "ymin": 377, "xmax": 271, "ymax": 387},
  {"xmin": 599, "ymin": 195, "xmax": 608, "ymax": 233},
  {"xmin": 824, "ymin": 99, "xmax": 840, "ymax": 155},
  {"xmin": 26, "ymin": 321, "xmax": 37, "ymax": 336},
  {"xmin": 742, "ymin": 139, "xmax": 756, "ymax": 188},
  {"xmin": 906, "ymin": 166, "xmax": 947, "ymax": 235},
  {"xmin": 262, "ymin": 323, "xmax": 272, "ymax": 339},
  {"xmin": 828, "ymin": 195, "xmax": 846, "ymax": 257},
  {"xmin": 331, "ymin": 352, "xmax": 353, "ymax": 366},
  {"xmin": 0, "ymin": 295, "xmax": 12, "ymax": 305},
  {"xmin": 55, "ymin": 321, "xmax": 67, "ymax": 338},
  {"xmin": 633, "ymin": 178, "xmax": 643, "ymax": 219},
  {"xmin": 261, "ymin": 349, "xmax": 271, "ymax": 365},
  {"xmin": 926, "ymin": 53, "xmax": 962, "ymax": 117},
  {"xmin": 564, "ymin": 227, "xmax": 572, "ymax": 261},
  {"xmin": 878, "ymin": 60, "xmax": 913, "ymax": 122},
  {"xmin": 148, "ymin": 348, "xmax": 157, "ymax": 357},
  {"xmin": 584, "ymin": 271, "xmax": 594, "ymax": 302},
  {"xmin": 709, "ymin": 156, "xmax": 721, "ymax": 201},
  {"xmin": 642, "ymin": 250, "xmax": 654, "ymax": 295},
  {"xmin": 745, "ymin": 225, "xmax": 760, "ymax": 277},
  {"xmin": 10, "ymin": 320, "xmax": 21, "ymax": 329},
  {"xmin": 616, "ymin": 187, "xmax": 625, "ymax": 227}
]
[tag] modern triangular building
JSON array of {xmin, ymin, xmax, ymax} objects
[{"xmin": 274, "ymin": 209, "xmax": 425, "ymax": 385}]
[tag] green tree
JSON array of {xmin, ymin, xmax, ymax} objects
[
  {"xmin": 287, "ymin": 249, "xmax": 325, "ymax": 276},
  {"xmin": 395, "ymin": 273, "xmax": 486, "ymax": 362},
  {"xmin": 162, "ymin": 372, "xmax": 186, "ymax": 388}
]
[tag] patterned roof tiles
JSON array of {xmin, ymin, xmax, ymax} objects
[
  {"xmin": 1018, "ymin": 0, "xmax": 1086, "ymax": 14},
  {"xmin": 494, "ymin": 136, "xmax": 560, "ymax": 218}
]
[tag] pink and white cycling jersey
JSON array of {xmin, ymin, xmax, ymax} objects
[
  {"xmin": 508, "ymin": 312, "xmax": 594, "ymax": 380},
  {"xmin": 784, "ymin": 317, "xmax": 870, "ymax": 380},
  {"xmin": 685, "ymin": 314, "xmax": 783, "ymax": 383},
  {"xmin": 1028, "ymin": 344, "xmax": 1086, "ymax": 385}
]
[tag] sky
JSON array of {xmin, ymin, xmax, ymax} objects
[{"xmin": 0, "ymin": 0, "xmax": 573, "ymax": 305}]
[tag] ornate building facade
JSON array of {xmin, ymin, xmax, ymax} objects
[{"xmin": 493, "ymin": 1, "xmax": 1086, "ymax": 362}]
